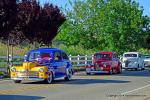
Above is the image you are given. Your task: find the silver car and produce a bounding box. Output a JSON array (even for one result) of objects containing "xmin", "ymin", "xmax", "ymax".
[
  {"xmin": 143, "ymin": 54, "xmax": 150, "ymax": 67},
  {"xmin": 122, "ymin": 52, "xmax": 145, "ymax": 70}
]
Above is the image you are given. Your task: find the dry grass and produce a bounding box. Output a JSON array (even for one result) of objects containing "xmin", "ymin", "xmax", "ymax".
[{"xmin": 0, "ymin": 43, "xmax": 29, "ymax": 56}]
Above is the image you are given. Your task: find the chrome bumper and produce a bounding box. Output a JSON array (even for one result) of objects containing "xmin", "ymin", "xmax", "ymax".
[
  {"xmin": 11, "ymin": 78, "xmax": 45, "ymax": 81},
  {"xmin": 87, "ymin": 70, "xmax": 109, "ymax": 73},
  {"xmin": 86, "ymin": 68, "xmax": 109, "ymax": 73}
]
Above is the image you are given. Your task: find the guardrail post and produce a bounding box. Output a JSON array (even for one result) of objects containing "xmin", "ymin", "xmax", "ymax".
[
  {"xmin": 85, "ymin": 55, "xmax": 87, "ymax": 65},
  {"xmin": 92, "ymin": 55, "xmax": 94, "ymax": 64},
  {"xmin": 77, "ymin": 55, "xmax": 80, "ymax": 65},
  {"xmin": 69, "ymin": 55, "xmax": 72, "ymax": 61},
  {"xmin": 9, "ymin": 54, "xmax": 12, "ymax": 62}
]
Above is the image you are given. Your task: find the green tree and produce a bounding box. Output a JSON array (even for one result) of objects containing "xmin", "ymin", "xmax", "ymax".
[{"xmin": 57, "ymin": 0, "xmax": 150, "ymax": 54}]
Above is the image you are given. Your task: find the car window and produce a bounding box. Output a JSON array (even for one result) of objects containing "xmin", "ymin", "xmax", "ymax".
[
  {"xmin": 124, "ymin": 54, "xmax": 137, "ymax": 57},
  {"xmin": 143, "ymin": 55, "xmax": 150, "ymax": 59},
  {"xmin": 113, "ymin": 53, "xmax": 117, "ymax": 59},
  {"xmin": 54, "ymin": 51, "xmax": 61, "ymax": 61},
  {"xmin": 28, "ymin": 52, "xmax": 40, "ymax": 61},
  {"xmin": 62, "ymin": 52, "xmax": 69, "ymax": 60},
  {"xmin": 41, "ymin": 53, "xmax": 51, "ymax": 60},
  {"xmin": 139, "ymin": 54, "xmax": 142, "ymax": 58},
  {"xmin": 95, "ymin": 54, "xmax": 111, "ymax": 59}
]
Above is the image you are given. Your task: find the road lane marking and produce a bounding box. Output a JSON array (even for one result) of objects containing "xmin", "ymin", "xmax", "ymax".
[
  {"xmin": 121, "ymin": 84, "xmax": 150, "ymax": 95},
  {"xmin": 0, "ymin": 84, "xmax": 62, "ymax": 94}
]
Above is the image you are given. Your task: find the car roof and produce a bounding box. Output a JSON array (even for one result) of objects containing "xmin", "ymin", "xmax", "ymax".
[
  {"xmin": 96, "ymin": 51, "xmax": 115, "ymax": 54},
  {"xmin": 29, "ymin": 48, "xmax": 64, "ymax": 53},
  {"xmin": 143, "ymin": 54, "xmax": 150, "ymax": 56},
  {"xmin": 123, "ymin": 52, "xmax": 140, "ymax": 54}
]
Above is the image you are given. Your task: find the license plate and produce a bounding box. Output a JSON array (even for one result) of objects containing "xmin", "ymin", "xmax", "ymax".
[
  {"xmin": 96, "ymin": 67, "xmax": 103, "ymax": 71},
  {"xmin": 17, "ymin": 72, "xmax": 28, "ymax": 77}
]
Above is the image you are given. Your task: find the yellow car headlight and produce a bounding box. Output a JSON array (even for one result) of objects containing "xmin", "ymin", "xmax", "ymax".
[
  {"xmin": 11, "ymin": 67, "xmax": 16, "ymax": 72},
  {"xmin": 39, "ymin": 68, "xmax": 44, "ymax": 73}
]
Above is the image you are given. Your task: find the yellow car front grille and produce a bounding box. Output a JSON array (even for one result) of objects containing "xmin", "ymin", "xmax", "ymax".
[{"xmin": 17, "ymin": 71, "xmax": 39, "ymax": 78}]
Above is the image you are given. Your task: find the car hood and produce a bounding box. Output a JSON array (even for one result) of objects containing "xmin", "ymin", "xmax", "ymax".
[
  {"xmin": 124, "ymin": 57, "xmax": 138, "ymax": 61},
  {"xmin": 144, "ymin": 59, "xmax": 150, "ymax": 61},
  {"xmin": 94, "ymin": 60, "xmax": 111, "ymax": 64}
]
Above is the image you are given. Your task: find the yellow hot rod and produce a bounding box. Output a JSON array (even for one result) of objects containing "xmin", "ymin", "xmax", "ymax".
[{"xmin": 10, "ymin": 48, "xmax": 74, "ymax": 84}]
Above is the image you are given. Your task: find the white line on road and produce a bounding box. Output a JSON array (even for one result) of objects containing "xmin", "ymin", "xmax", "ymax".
[{"xmin": 121, "ymin": 84, "xmax": 150, "ymax": 95}]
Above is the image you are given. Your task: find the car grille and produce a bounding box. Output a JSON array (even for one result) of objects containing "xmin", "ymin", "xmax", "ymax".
[
  {"xmin": 124, "ymin": 60, "xmax": 136, "ymax": 67},
  {"xmin": 17, "ymin": 71, "xmax": 39, "ymax": 78},
  {"xmin": 144, "ymin": 61, "xmax": 150, "ymax": 66},
  {"xmin": 124, "ymin": 60, "xmax": 129, "ymax": 67}
]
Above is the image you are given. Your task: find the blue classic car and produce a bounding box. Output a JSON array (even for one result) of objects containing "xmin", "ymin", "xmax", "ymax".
[{"xmin": 10, "ymin": 48, "xmax": 74, "ymax": 84}]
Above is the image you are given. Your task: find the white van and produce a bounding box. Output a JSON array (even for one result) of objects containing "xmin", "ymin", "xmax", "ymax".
[{"xmin": 122, "ymin": 52, "xmax": 145, "ymax": 70}]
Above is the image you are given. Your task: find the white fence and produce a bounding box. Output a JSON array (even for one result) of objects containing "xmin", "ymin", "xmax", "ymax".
[{"xmin": 0, "ymin": 55, "xmax": 94, "ymax": 67}]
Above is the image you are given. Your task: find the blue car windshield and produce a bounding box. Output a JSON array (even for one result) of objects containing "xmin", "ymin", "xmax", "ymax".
[{"xmin": 27, "ymin": 52, "xmax": 52, "ymax": 61}]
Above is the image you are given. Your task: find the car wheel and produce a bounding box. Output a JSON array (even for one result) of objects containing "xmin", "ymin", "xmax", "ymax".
[
  {"xmin": 109, "ymin": 68, "xmax": 113, "ymax": 75},
  {"xmin": 118, "ymin": 66, "xmax": 122, "ymax": 74},
  {"xmin": 86, "ymin": 72, "xmax": 91, "ymax": 75},
  {"xmin": 65, "ymin": 69, "xmax": 72, "ymax": 81},
  {"xmin": 13, "ymin": 80, "xmax": 21, "ymax": 83},
  {"xmin": 142, "ymin": 68, "xmax": 145, "ymax": 70},
  {"xmin": 142, "ymin": 63, "xmax": 145, "ymax": 70},
  {"xmin": 135, "ymin": 64, "xmax": 139, "ymax": 71},
  {"xmin": 45, "ymin": 72, "xmax": 53, "ymax": 84}
]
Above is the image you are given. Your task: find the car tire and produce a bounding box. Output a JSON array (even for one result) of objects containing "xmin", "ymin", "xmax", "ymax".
[
  {"xmin": 109, "ymin": 68, "xmax": 113, "ymax": 75},
  {"xmin": 14, "ymin": 80, "xmax": 21, "ymax": 83},
  {"xmin": 142, "ymin": 63, "xmax": 145, "ymax": 70},
  {"xmin": 135, "ymin": 64, "xmax": 139, "ymax": 71},
  {"xmin": 86, "ymin": 72, "xmax": 91, "ymax": 75},
  {"xmin": 142, "ymin": 68, "xmax": 145, "ymax": 70},
  {"xmin": 118, "ymin": 66, "xmax": 122, "ymax": 74},
  {"xmin": 65, "ymin": 69, "xmax": 73, "ymax": 81},
  {"xmin": 45, "ymin": 71, "xmax": 53, "ymax": 84}
]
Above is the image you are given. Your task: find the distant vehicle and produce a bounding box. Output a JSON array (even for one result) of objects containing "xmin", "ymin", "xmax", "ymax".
[
  {"xmin": 143, "ymin": 54, "xmax": 150, "ymax": 67},
  {"xmin": 122, "ymin": 52, "xmax": 144, "ymax": 70},
  {"xmin": 85, "ymin": 51, "xmax": 122, "ymax": 75},
  {"xmin": 10, "ymin": 48, "xmax": 74, "ymax": 84}
]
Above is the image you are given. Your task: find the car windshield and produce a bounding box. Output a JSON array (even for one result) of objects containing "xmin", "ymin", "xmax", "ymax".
[
  {"xmin": 95, "ymin": 54, "xmax": 111, "ymax": 59},
  {"xmin": 143, "ymin": 55, "xmax": 150, "ymax": 59},
  {"xmin": 27, "ymin": 52, "xmax": 52, "ymax": 61},
  {"xmin": 124, "ymin": 54, "xmax": 137, "ymax": 57}
]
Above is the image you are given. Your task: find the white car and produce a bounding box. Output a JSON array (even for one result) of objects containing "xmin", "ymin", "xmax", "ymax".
[
  {"xmin": 122, "ymin": 52, "xmax": 145, "ymax": 70},
  {"xmin": 143, "ymin": 54, "xmax": 150, "ymax": 67}
]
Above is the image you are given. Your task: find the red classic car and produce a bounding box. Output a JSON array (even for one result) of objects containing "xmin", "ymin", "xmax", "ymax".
[{"xmin": 86, "ymin": 51, "xmax": 122, "ymax": 75}]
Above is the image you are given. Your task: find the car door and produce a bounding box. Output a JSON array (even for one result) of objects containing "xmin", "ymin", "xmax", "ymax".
[
  {"xmin": 138, "ymin": 54, "xmax": 143, "ymax": 68},
  {"xmin": 112, "ymin": 53, "xmax": 119, "ymax": 69},
  {"xmin": 62, "ymin": 52, "xmax": 71, "ymax": 69},
  {"xmin": 53, "ymin": 51, "xmax": 66, "ymax": 78}
]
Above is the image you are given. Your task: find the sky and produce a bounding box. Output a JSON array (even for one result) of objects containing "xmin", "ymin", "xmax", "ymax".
[{"xmin": 40, "ymin": 0, "xmax": 150, "ymax": 16}]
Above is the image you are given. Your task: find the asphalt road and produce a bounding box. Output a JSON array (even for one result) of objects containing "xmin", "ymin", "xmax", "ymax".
[{"xmin": 1, "ymin": 69, "xmax": 150, "ymax": 100}]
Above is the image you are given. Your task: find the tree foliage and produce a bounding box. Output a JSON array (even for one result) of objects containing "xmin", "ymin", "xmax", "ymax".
[
  {"xmin": 0, "ymin": 0, "xmax": 17, "ymax": 39},
  {"xmin": 0, "ymin": 0, "xmax": 66, "ymax": 47},
  {"xmin": 57, "ymin": 0, "xmax": 150, "ymax": 54},
  {"xmin": 17, "ymin": 0, "xmax": 66, "ymax": 46}
]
